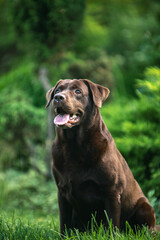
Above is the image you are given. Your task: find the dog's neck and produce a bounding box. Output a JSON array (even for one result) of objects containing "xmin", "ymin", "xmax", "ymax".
[{"xmin": 54, "ymin": 107, "xmax": 113, "ymax": 165}]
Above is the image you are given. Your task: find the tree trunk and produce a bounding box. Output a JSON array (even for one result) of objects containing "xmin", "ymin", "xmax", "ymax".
[{"xmin": 39, "ymin": 67, "xmax": 54, "ymax": 181}]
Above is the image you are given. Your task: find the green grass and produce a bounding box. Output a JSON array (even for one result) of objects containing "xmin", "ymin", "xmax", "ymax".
[
  {"xmin": 1, "ymin": 171, "xmax": 159, "ymax": 240},
  {"xmin": 1, "ymin": 212, "xmax": 160, "ymax": 240},
  {"xmin": 0, "ymin": 211, "xmax": 60, "ymax": 240},
  {"xmin": 0, "ymin": 170, "xmax": 160, "ymax": 239}
]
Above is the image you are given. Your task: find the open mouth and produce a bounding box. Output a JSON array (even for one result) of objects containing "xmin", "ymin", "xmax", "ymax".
[{"xmin": 54, "ymin": 110, "xmax": 81, "ymax": 128}]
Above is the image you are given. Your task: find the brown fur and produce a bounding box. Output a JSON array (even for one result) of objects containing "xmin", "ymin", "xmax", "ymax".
[{"xmin": 46, "ymin": 79, "xmax": 157, "ymax": 233}]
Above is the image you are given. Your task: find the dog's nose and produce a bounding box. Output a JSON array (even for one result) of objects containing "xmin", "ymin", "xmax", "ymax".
[{"xmin": 54, "ymin": 94, "xmax": 66, "ymax": 103}]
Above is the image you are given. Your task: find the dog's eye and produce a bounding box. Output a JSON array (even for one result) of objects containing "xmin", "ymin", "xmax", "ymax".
[
  {"xmin": 75, "ymin": 89, "xmax": 81, "ymax": 94},
  {"xmin": 55, "ymin": 89, "xmax": 60, "ymax": 93}
]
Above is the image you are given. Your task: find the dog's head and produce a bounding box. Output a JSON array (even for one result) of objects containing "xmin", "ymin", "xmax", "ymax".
[{"xmin": 46, "ymin": 79, "xmax": 110, "ymax": 128}]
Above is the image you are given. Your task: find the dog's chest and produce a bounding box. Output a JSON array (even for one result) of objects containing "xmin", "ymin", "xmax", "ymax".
[{"xmin": 56, "ymin": 164, "xmax": 106, "ymax": 208}]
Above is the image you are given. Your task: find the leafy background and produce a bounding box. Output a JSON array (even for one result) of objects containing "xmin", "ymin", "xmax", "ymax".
[{"xmin": 0, "ymin": 0, "xmax": 160, "ymax": 236}]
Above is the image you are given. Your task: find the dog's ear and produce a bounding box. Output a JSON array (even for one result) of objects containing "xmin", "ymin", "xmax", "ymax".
[
  {"xmin": 45, "ymin": 80, "xmax": 62, "ymax": 108},
  {"xmin": 83, "ymin": 79, "xmax": 110, "ymax": 108},
  {"xmin": 45, "ymin": 87, "xmax": 55, "ymax": 108}
]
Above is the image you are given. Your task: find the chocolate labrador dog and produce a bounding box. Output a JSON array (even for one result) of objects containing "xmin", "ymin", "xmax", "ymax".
[{"xmin": 46, "ymin": 79, "xmax": 156, "ymax": 233}]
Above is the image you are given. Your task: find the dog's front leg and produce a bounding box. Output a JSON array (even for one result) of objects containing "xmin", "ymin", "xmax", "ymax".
[
  {"xmin": 58, "ymin": 191, "xmax": 73, "ymax": 234},
  {"xmin": 104, "ymin": 194, "xmax": 121, "ymax": 229}
]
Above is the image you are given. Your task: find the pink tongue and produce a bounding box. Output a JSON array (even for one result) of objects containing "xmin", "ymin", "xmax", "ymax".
[{"xmin": 54, "ymin": 114, "xmax": 70, "ymax": 125}]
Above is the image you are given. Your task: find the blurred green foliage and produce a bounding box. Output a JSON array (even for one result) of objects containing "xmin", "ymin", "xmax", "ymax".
[
  {"xmin": 0, "ymin": 0, "xmax": 160, "ymax": 218},
  {"xmin": 90, "ymin": 0, "xmax": 160, "ymax": 95},
  {"xmin": 102, "ymin": 67, "xmax": 160, "ymax": 198},
  {"xmin": 8, "ymin": 0, "xmax": 85, "ymax": 60},
  {"xmin": 0, "ymin": 170, "xmax": 58, "ymax": 216},
  {"xmin": 0, "ymin": 63, "xmax": 45, "ymax": 170}
]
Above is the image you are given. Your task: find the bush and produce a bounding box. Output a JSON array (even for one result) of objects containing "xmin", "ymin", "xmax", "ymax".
[
  {"xmin": 90, "ymin": 0, "xmax": 160, "ymax": 96},
  {"xmin": 0, "ymin": 89, "xmax": 45, "ymax": 171},
  {"xmin": 47, "ymin": 49, "xmax": 114, "ymax": 91},
  {"xmin": 68, "ymin": 53, "xmax": 114, "ymax": 89},
  {"xmin": 9, "ymin": 0, "xmax": 85, "ymax": 60},
  {"xmin": 102, "ymin": 67, "xmax": 160, "ymax": 197},
  {"xmin": 0, "ymin": 63, "xmax": 46, "ymax": 171},
  {"xmin": 0, "ymin": 170, "xmax": 58, "ymax": 216}
]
